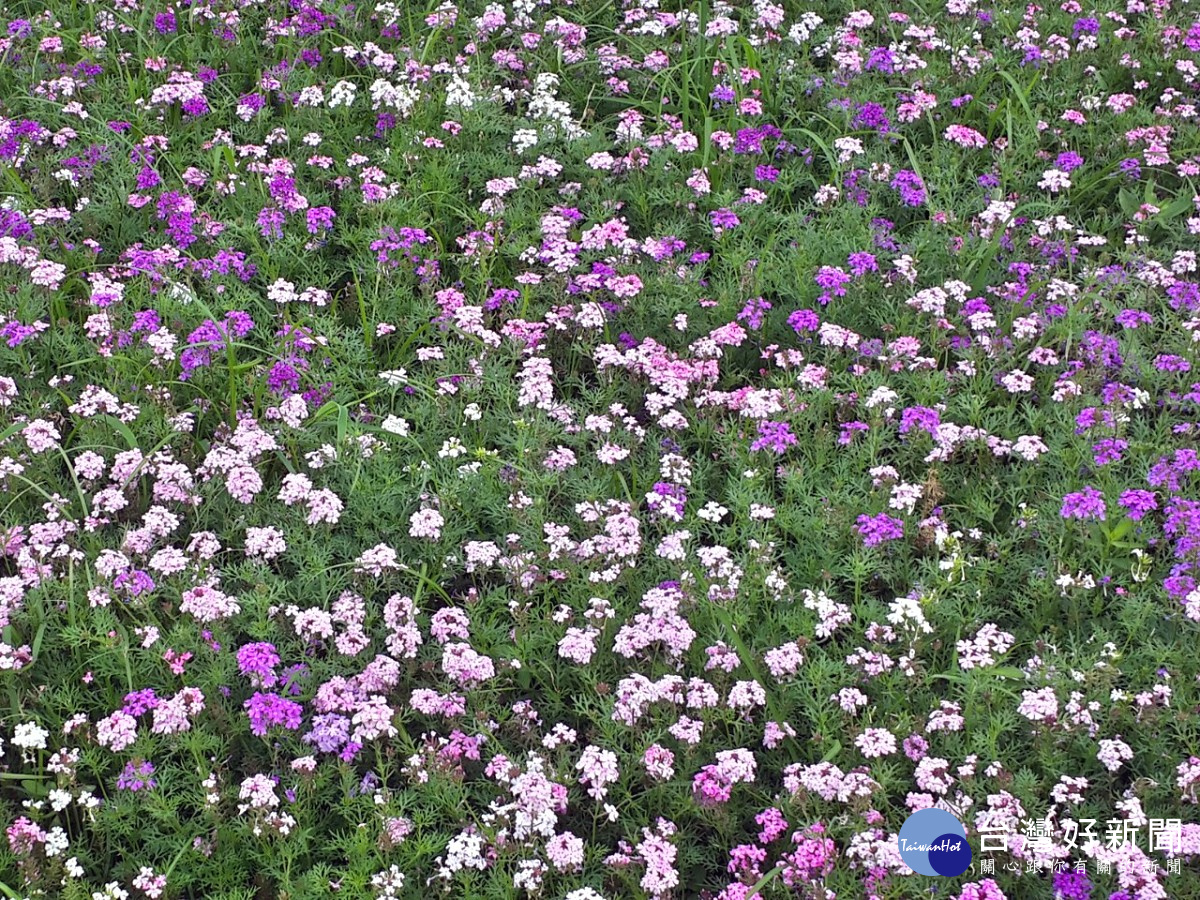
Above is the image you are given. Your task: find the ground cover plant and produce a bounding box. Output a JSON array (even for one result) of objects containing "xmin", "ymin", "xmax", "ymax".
[{"xmin": 2, "ymin": 0, "xmax": 1200, "ymax": 897}]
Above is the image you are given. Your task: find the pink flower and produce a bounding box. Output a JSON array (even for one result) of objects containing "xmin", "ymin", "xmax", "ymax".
[
  {"xmin": 441, "ymin": 642, "xmax": 495, "ymax": 686},
  {"xmin": 855, "ymin": 727, "xmax": 898, "ymax": 758},
  {"xmin": 97, "ymin": 711, "xmax": 138, "ymax": 751},
  {"xmin": 558, "ymin": 627, "xmax": 600, "ymax": 665},
  {"xmin": 642, "ymin": 744, "xmax": 675, "ymax": 781},
  {"xmin": 577, "ymin": 744, "xmax": 620, "ymax": 800},
  {"xmin": 409, "ymin": 508, "xmax": 444, "ymax": 540},
  {"xmin": 943, "ymin": 124, "xmax": 988, "ymax": 148},
  {"xmin": 180, "ymin": 581, "xmax": 240, "ymax": 622},
  {"xmin": 1097, "ymin": 736, "xmax": 1134, "ymax": 772},
  {"xmin": 546, "ymin": 832, "xmax": 585, "ymax": 872},
  {"xmin": 245, "ymin": 526, "xmax": 286, "ymax": 560}
]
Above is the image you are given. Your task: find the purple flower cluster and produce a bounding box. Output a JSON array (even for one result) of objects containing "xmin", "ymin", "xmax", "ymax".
[
  {"xmin": 856, "ymin": 513, "xmax": 905, "ymax": 547},
  {"xmin": 116, "ymin": 760, "xmax": 157, "ymax": 792},
  {"xmin": 179, "ymin": 311, "xmax": 255, "ymax": 380},
  {"xmin": 751, "ymin": 421, "xmax": 798, "ymax": 455},
  {"xmin": 245, "ymin": 691, "xmax": 303, "ymax": 736}
]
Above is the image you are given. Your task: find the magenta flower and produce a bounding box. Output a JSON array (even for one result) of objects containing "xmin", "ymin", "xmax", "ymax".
[
  {"xmin": 692, "ymin": 766, "xmax": 733, "ymax": 808},
  {"xmin": 245, "ymin": 692, "xmax": 303, "ymax": 736},
  {"xmin": 1060, "ymin": 486, "xmax": 1106, "ymax": 521},
  {"xmin": 856, "ymin": 513, "xmax": 904, "ymax": 547},
  {"xmin": 751, "ymin": 420, "xmax": 798, "ymax": 454}
]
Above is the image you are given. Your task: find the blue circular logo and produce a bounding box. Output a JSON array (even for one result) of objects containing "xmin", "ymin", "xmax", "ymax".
[{"xmin": 897, "ymin": 808, "xmax": 972, "ymax": 876}]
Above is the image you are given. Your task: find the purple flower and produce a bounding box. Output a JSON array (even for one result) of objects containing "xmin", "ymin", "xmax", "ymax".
[
  {"xmin": 113, "ymin": 569, "xmax": 155, "ymax": 596},
  {"xmin": 710, "ymin": 85, "xmax": 736, "ymax": 105},
  {"xmin": 692, "ymin": 766, "xmax": 733, "ymax": 807},
  {"xmin": 135, "ymin": 166, "xmax": 161, "ymax": 191},
  {"xmin": 865, "ymin": 47, "xmax": 895, "ymax": 73},
  {"xmin": 788, "ymin": 309, "xmax": 820, "ymax": 333},
  {"xmin": 304, "ymin": 714, "xmax": 351, "ymax": 753},
  {"xmin": 814, "ymin": 266, "xmax": 852, "ymax": 305},
  {"xmin": 280, "ymin": 664, "xmax": 309, "ymax": 697},
  {"xmin": 1060, "ymin": 487, "xmax": 1106, "ymax": 521},
  {"xmin": 1155, "ymin": 354, "xmax": 1191, "ymax": 373},
  {"xmin": 710, "ymin": 208, "xmax": 741, "ymax": 231},
  {"xmin": 1115, "ymin": 308, "xmax": 1152, "ymax": 328},
  {"xmin": 1119, "ymin": 490, "xmax": 1157, "ymax": 521},
  {"xmin": 838, "ymin": 421, "xmax": 869, "ymax": 445},
  {"xmin": 117, "ymin": 760, "xmax": 157, "ymax": 792},
  {"xmin": 237, "ymin": 642, "xmax": 281, "ymax": 687},
  {"xmin": 375, "ymin": 112, "xmax": 397, "ymax": 137},
  {"xmin": 647, "ymin": 482, "xmax": 688, "ymax": 519},
  {"xmin": 751, "ymin": 421, "xmax": 798, "ymax": 455},
  {"xmin": 1056, "ymin": 151, "xmax": 1084, "ymax": 172},
  {"xmin": 853, "ymin": 102, "xmax": 890, "ymax": 133},
  {"xmin": 1118, "ymin": 158, "xmax": 1141, "ymax": 181},
  {"xmin": 1052, "ymin": 870, "xmax": 1092, "ymax": 900},
  {"xmin": 1092, "ymin": 439, "xmax": 1127, "ymax": 466},
  {"xmin": 182, "ymin": 96, "xmax": 209, "ymax": 117},
  {"xmin": 1168, "ymin": 281, "xmax": 1200, "ymax": 311},
  {"xmin": 736, "ymin": 296, "xmax": 772, "ymax": 331},
  {"xmin": 257, "ymin": 206, "xmax": 285, "ymax": 240},
  {"xmin": 899, "ymin": 406, "xmax": 940, "ymax": 437},
  {"xmin": 267, "ymin": 359, "xmax": 305, "ymax": 395},
  {"xmin": 903, "ymin": 734, "xmax": 928, "ymax": 761},
  {"xmin": 856, "ymin": 513, "xmax": 905, "ymax": 547},
  {"xmin": 306, "ymin": 206, "xmax": 336, "ymax": 234},
  {"xmin": 0, "ymin": 322, "xmax": 41, "ymax": 348},
  {"xmin": 122, "ymin": 689, "xmax": 159, "ymax": 717},
  {"xmin": 1079, "ymin": 331, "xmax": 1122, "ymax": 369},
  {"xmin": 847, "ymin": 252, "xmax": 878, "ymax": 277},
  {"xmin": 890, "ymin": 169, "xmax": 926, "ymax": 206},
  {"xmin": 0, "ymin": 209, "xmax": 33, "ymax": 240},
  {"xmin": 485, "ymin": 287, "xmax": 520, "ymax": 311},
  {"xmin": 245, "ymin": 692, "xmax": 303, "ymax": 736}
]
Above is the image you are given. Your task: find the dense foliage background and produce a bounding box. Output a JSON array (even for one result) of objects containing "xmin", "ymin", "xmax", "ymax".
[{"xmin": 1, "ymin": 0, "xmax": 1200, "ymax": 898}]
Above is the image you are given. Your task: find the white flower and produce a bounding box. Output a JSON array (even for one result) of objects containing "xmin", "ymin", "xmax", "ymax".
[
  {"xmin": 379, "ymin": 369, "xmax": 408, "ymax": 386},
  {"xmin": 49, "ymin": 789, "xmax": 72, "ymax": 812},
  {"xmin": 45, "ymin": 826, "xmax": 68, "ymax": 857},
  {"xmin": 1037, "ymin": 168, "xmax": 1071, "ymax": 193},
  {"xmin": 328, "ymin": 80, "xmax": 357, "ymax": 109},
  {"xmin": 445, "ymin": 74, "xmax": 476, "ymax": 109},
  {"xmin": 92, "ymin": 881, "xmax": 129, "ymax": 900},
  {"xmin": 381, "ymin": 415, "xmax": 410, "ymax": 436},
  {"xmin": 267, "ymin": 278, "xmax": 297, "ymax": 304},
  {"xmin": 512, "ymin": 129, "xmax": 539, "ymax": 153},
  {"xmin": 166, "ymin": 280, "xmax": 196, "ymax": 305},
  {"xmin": 12, "ymin": 721, "xmax": 49, "ymax": 750}
]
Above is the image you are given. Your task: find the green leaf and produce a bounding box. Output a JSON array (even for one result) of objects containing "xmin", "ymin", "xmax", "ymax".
[
  {"xmin": 1118, "ymin": 187, "xmax": 1140, "ymax": 219},
  {"xmin": 1158, "ymin": 193, "xmax": 1195, "ymax": 221},
  {"xmin": 986, "ymin": 667, "xmax": 1026, "ymax": 681},
  {"xmin": 1107, "ymin": 517, "xmax": 1136, "ymax": 544},
  {"xmin": 30, "ymin": 620, "xmax": 46, "ymax": 664},
  {"xmin": 100, "ymin": 414, "xmax": 139, "ymax": 450},
  {"xmin": 929, "ymin": 672, "xmax": 968, "ymax": 684}
]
